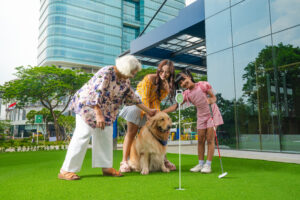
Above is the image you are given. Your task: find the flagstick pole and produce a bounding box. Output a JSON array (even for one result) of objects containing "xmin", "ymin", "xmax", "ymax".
[
  {"xmin": 179, "ymin": 103, "xmax": 182, "ymax": 189},
  {"xmin": 175, "ymin": 90, "xmax": 184, "ymax": 191}
]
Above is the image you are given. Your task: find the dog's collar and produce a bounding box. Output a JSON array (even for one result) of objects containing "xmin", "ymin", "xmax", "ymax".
[{"xmin": 147, "ymin": 126, "xmax": 168, "ymax": 146}]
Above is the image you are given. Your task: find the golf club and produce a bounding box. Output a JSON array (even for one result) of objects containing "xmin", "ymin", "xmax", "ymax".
[{"xmin": 209, "ymin": 104, "xmax": 228, "ymax": 179}]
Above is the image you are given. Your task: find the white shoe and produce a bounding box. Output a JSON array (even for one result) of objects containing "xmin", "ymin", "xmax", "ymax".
[
  {"xmin": 190, "ymin": 164, "xmax": 203, "ymax": 172},
  {"xmin": 201, "ymin": 164, "xmax": 212, "ymax": 173}
]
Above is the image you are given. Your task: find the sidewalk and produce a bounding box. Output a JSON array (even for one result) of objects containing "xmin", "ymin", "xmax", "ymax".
[{"xmin": 116, "ymin": 143, "xmax": 300, "ymax": 164}]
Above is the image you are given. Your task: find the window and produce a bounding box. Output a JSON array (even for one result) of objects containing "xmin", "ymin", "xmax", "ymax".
[
  {"xmin": 231, "ymin": 0, "xmax": 271, "ymax": 45},
  {"xmin": 204, "ymin": 0, "xmax": 230, "ymax": 18},
  {"xmin": 206, "ymin": 9, "xmax": 232, "ymax": 54}
]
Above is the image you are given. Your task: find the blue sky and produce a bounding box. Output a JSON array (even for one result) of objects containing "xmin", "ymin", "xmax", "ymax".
[{"xmin": 0, "ymin": 0, "xmax": 39, "ymax": 85}]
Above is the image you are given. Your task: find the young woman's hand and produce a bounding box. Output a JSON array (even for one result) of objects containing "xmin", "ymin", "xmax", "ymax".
[
  {"xmin": 148, "ymin": 108, "xmax": 157, "ymax": 117},
  {"xmin": 136, "ymin": 104, "xmax": 157, "ymax": 117}
]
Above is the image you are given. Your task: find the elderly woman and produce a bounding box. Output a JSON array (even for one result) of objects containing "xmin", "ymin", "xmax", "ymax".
[{"xmin": 58, "ymin": 55, "xmax": 156, "ymax": 180}]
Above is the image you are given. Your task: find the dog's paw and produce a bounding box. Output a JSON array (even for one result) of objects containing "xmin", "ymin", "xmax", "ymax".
[
  {"xmin": 133, "ymin": 167, "xmax": 140, "ymax": 172},
  {"xmin": 162, "ymin": 167, "xmax": 170, "ymax": 173},
  {"xmin": 130, "ymin": 165, "xmax": 139, "ymax": 172},
  {"xmin": 141, "ymin": 168, "xmax": 149, "ymax": 175}
]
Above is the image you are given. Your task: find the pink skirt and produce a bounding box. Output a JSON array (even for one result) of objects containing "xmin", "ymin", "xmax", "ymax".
[{"xmin": 197, "ymin": 104, "xmax": 223, "ymax": 129}]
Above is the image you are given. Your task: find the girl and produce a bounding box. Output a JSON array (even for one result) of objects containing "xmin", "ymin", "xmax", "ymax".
[
  {"xmin": 119, "ymin": 59, "xmax": 176, "ymax": 172},
  {"xmin": 166, "ymin": 69, "xmax": 223, "ymax": 173}
]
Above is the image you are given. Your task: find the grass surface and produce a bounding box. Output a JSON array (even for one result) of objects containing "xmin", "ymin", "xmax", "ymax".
[{"xmin": 0, "ymin": 150, "xmax": 300, "ymax": 200}]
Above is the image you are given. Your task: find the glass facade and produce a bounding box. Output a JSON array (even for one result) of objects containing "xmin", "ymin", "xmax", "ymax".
[
  {"xmin": 205, "ymin": 0, "xmax": 300, "ymax": 153},
  {"xmin": 140, "ymin": 0, "xmax": 185, "ymax": 34},
  {"xmin": 38, "ymin": 0, "xmax": 185, "ymax": 68}
]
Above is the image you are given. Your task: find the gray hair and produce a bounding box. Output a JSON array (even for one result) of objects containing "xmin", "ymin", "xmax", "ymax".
[{"xmin": 115, "ymin": 55, "xmax": 142, "ymax": 76}]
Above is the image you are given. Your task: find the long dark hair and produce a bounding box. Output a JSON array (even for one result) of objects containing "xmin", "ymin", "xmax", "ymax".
[
  {"xmin": 175, "ymin": 69, "xmax": 195, "ymax": 89},
  {"xmin": 155, "ymin": 59, "xmax": 175, "ymax": 102}
]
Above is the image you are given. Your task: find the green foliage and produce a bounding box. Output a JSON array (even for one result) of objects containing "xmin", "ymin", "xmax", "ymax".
[
  {"xmin": 194, "ymin": 74, "xmax": 207, "ymax": 82},
  {"xmin": 242, "ymin": 43, "xmax": 300, "ymax": 104},
  {"xmin": 241, "ymin": 43, "xmax": 300, "ymax": 134},
  {"xmin": 130, "ymin": 67, "xmax": 157, "ymax": 88},
  {"xmin": 117, "ymin": 116, "xmax": 127, "ymax": 135},
  {"xmin": 0, "ymin": 120, "xmax": 11, "ymax": 134},
  {"xmin": 0, "ymin": 137, "xmax": 69, "ymax": 152},
  {"xmin": 215, "ymin": 93, "xmax": 236, "ymax": 145},
  {"xmin": 1, "ymin": 66, "xmax": 92, "ymax": 107},
  {"xmin": 1, "ymin": 65, "xmax": 92, "ymax": 140},
  {"xmin": 0, "ymin": 134, "xmax": 5, "ymax": 140},
  {"xmin": 209, "ymin": 43, "xmax": 300, "ymax": 142},
  {"xmin": 57, "ymin": 115, "xmax": 75, "ymax": 136},
  {"xmin": 26, "ymin": 108, "xmax": 59, "ymax": 124}
]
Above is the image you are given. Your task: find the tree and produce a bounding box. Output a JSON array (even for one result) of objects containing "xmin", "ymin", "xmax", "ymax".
[
  {"xmin": 0, "ymin": 120, "xmax": 11, "ymax": 134},
  {"xmin": 57, "ymin": 115, "xmax": 75, "ymax": 139},
  {"xmin": 131, "ymin": 67, "xmax": 157, "ymax": 88},
  {"xmin": 241, "ymin": 43, "xmax": 300, "ymax": 135},
  {"xmin": 26, "ymin": 108, "xmax": 59, "ymax": 139},
  {"xmin": 1, "ymin": 66, "xmax": 92, "ymax": 141},
  {"xmin": 117, "ymin": 117, "xmax": 127, "ymax": 136}
]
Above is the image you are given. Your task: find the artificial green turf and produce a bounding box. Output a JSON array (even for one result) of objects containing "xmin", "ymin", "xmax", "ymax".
[{"xmin": 0, "ymin": 150, "xmax": 299, "ymax": 200}]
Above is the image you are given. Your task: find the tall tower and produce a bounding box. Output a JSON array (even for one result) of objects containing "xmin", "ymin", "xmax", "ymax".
[{"xmin": 38, "ymin": 0, "xmax": 185, "ymax": 72}]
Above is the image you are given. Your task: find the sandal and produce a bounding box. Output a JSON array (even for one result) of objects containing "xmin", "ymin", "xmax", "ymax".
[
  {"xmin": 102, "ymin": 168, "xmax": 123, "ymax": 177},
  {"xmin": 164, "ymin": 159, "xmax": 176, "ymax": 171},
  {"xmin": 119, "ymin": 161, "xmax": 131, "ymax": 173},
  {"xmin": 58, "ymin": 171, "xmax": 80, "ymax": 180}
]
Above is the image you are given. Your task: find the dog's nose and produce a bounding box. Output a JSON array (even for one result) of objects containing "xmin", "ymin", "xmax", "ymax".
[{"xmin": 167, "ymin": 125, "xmax": 171, "ymax": 130}]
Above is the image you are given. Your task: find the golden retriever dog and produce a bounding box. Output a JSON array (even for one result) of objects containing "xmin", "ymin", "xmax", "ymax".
[{"xmin": 129, "ymin": 112, "xmax": 172, "ymax": 175}]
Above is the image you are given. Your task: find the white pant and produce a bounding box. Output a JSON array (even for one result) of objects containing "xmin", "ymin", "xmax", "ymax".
[{"xmin": 61, "ymin": 115, "xmax": 113, "ymax": 172}]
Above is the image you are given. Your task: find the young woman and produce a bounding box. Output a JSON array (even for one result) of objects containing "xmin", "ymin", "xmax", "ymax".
[
  {"xmin": 119, "ymin": 59, "xmax": 176, "ymax": 173},
  {"xmin": 58, "ymin": 55, "xmax": 156, "ymax": 180}
]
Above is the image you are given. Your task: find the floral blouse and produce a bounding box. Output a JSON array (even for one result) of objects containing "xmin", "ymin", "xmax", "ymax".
[{"xmin": 69, "ymin": 66, "xmax": 141, "ymax": 128}]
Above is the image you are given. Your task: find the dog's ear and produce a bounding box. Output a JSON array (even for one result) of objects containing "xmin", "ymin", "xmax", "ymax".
[{"xmin": 147, "ymin": 116, "xmax": 157, "ymax": 128}]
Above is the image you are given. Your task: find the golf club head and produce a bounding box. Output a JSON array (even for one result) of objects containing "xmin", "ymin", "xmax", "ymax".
[{"xmin": 218, "ymin": 172, "xmax": 228, "ymax": 179}]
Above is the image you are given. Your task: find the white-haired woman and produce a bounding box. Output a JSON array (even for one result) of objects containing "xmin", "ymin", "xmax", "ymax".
[{"xmin": 58, "ymin": 55, "xmax": 156, "ymax": 180}]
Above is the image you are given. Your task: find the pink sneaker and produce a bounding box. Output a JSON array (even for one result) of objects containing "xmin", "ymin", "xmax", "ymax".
[
  {"xmin": 119, "ymin": 161, "xmax": 131, "ymax": 173},
  {"xmin": 164, "ymin": 159, "xmax": 176, "ymax": 171}
]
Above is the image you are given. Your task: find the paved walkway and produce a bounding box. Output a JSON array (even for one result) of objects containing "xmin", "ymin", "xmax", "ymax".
[{"xmin": 116, "ymin": 144, "xmax": 300, "ymax": 164}]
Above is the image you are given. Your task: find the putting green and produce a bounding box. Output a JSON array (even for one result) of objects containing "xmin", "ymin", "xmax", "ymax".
[{"xmin": 0, "ymin": 150, "xmax": 299, "ymax": 200}]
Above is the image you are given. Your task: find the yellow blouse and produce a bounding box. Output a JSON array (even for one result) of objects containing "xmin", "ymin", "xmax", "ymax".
[{"xmin": 136, "ymin": 75, "xmax": 169, "ymax": 116}]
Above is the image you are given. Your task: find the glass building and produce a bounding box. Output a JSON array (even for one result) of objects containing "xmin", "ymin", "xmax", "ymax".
[
  {"xmin": 126, "ymin": 0, "xmax": 300, "ymax": 153},
  {"xmin": 38, "ymin": 0, "xmax": 185, "ymax": 71},
  {"xmin": 205, "ymin": 0, "xmax": 300, "ymax": 153}
]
